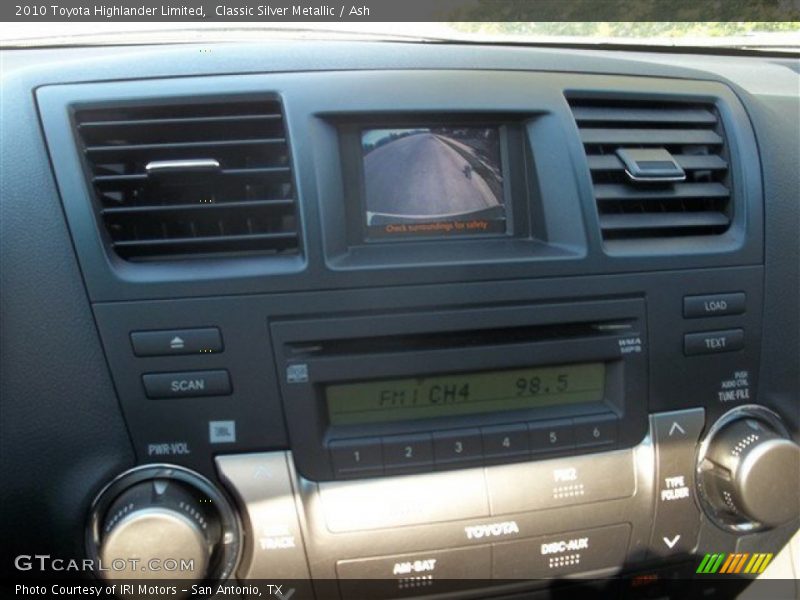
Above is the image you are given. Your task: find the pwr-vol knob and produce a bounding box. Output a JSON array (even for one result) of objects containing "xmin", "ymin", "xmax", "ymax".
[
  {"xmin": 87, "ymin": 465, "xmax": 240, "ymax": 596},
  {"xmin": 697, "ymin": 406, "xmax": 800, "ymax": 531}
]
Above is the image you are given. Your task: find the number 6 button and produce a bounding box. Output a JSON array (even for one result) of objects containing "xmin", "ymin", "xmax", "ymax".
[
  {"xmin": 574, "ymin": 415, "xmax": 618, "ymax": 448},
  {"xmin": 433, "ymin": 428, "xmax": 483, "ymax": 466},
  {"xmin": 382, "ymin": 434, "xmax": 433, "ymax": 474}
]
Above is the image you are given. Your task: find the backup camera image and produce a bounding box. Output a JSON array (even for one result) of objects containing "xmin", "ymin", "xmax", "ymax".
[{"xmin": 362, "ymin": 126, "xmax": 505, "ymax": 238}]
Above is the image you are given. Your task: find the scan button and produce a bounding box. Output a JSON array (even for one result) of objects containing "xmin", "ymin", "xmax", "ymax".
[{"xmin": 142, "ymin": 370, "xmax": 231, "ymax": 399}]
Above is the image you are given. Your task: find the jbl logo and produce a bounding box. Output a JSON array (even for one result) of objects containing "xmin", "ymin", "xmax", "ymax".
[{"xmin": 696, "ymin": 553, "xmax": 773, "ymax": 574}]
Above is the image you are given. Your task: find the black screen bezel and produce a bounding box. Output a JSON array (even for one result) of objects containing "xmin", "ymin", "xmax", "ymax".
[{"xmin": 337, "ymin": 114, "xmax": 536, "ymax": 248}]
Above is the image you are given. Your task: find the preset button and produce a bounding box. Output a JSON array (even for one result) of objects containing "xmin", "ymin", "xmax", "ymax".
[
  {"xmin": 482, "ymin": 424, "xmax": 529, "ymax": 459},
  {"xmin": 574, "ymin": 415, "xmax": 618, "ymax": 448},
  {"xmin": 529, "ymin": 419, "xmax": 575, "ymax": 453},
  {"xmin": 433, "ymin": 428, "xmax": 482, "ymax": 466},
  {"xmin": 383, "ymin": 434, "xmax": 433, "ymax": 473},
  {"xmin": 330, "ymin": 438, "xmax": 383, "ymax": 477}
]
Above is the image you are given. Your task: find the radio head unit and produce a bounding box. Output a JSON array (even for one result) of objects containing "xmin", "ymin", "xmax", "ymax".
[{"xmin": 271, "ymin": 298, "xmax": 648, "ymax": 481}]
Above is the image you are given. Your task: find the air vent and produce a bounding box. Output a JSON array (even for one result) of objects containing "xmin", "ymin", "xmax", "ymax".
[
  {"xmin": 568, "ymin": 97, "xmax": 732, "ymax": 240},
  {"xmin": 73, "ymin": 98, "xmax": 299, "ymax": 260}
]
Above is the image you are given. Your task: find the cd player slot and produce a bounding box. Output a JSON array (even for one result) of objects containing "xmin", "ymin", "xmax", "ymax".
[{"xmin": 287, "ymin": 319, "xmax": 636, "ymax": 359}]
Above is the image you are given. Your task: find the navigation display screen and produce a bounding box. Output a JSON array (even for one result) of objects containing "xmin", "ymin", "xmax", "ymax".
[
  {"xmin": 326, "ymin": 363, "xmax": 605, "ymax": 426},
  {"xmin": 361, "ymin": 126, "xmax": 505, "ymax": 238}
]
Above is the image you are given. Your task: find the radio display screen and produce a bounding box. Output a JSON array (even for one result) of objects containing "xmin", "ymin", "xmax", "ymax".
[
  {"xmin": 361, "ymin": 126, "xmax": 505, "ymax": 239},
  {"xmin": 326, "ymin": 362, "xmax": 605, "ymax": 426}
]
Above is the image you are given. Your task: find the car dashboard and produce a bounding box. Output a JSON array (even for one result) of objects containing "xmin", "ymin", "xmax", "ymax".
[{"xmin": 1, "ymin": 39, "xmax": 799, "ymax": 600}]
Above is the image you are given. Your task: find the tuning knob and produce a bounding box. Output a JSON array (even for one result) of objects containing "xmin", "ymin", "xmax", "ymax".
[
  {"xmin": 87, "ymin": 465, "xmax": 240, "ymax": 593},
  {"xmin": 698, "ymin": 407, "xmax": 800, "ymax": 531}
]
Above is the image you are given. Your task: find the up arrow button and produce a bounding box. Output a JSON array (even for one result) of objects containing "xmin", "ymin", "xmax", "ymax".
[{"xmin": 668, "ymin": 422, "xmax": 686, "ymax": 437}]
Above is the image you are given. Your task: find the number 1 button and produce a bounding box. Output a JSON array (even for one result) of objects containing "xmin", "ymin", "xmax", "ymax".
[{"xmin": 330, "ymin": 438, "xmax": 383, "ymax": 478}]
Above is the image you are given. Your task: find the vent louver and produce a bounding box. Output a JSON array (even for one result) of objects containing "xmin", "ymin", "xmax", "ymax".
[
  {"xmin": 73, "ymin": 98, "xmax": 299, "ymax": 260},
  {"xmin": 568, "ymin": 98, "xmax": 732, "ymax": 240}
]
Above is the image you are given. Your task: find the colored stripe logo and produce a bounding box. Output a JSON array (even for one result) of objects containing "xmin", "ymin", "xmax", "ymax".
[{"xmin": 696, "ymin": 553, "xmax": 773, "ymax": 574}]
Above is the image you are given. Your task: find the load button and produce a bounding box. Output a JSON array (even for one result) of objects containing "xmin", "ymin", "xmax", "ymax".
[
  {"xmin": 683, "ymin": 293, "xmax": 745, "ymax": 318},
  {"xmin": 143, "ymin": 370, "xmax": 231, "ymax": 399}
]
